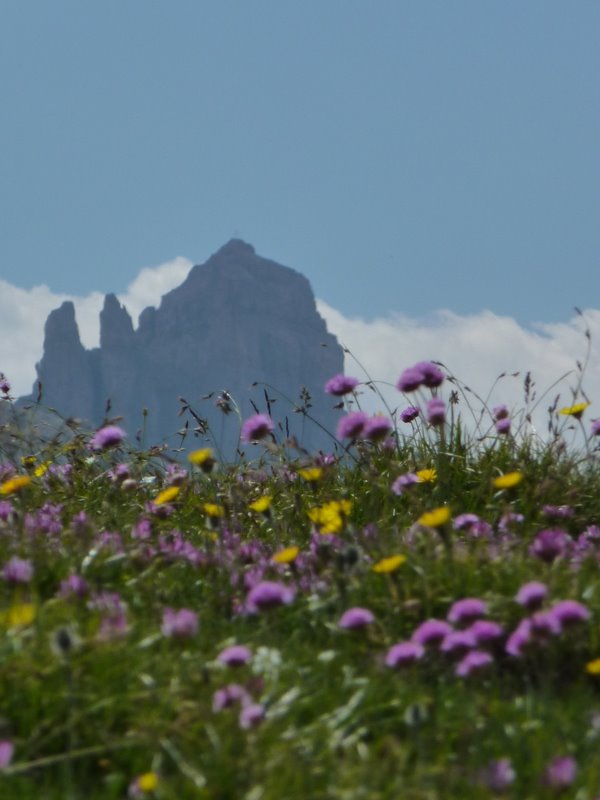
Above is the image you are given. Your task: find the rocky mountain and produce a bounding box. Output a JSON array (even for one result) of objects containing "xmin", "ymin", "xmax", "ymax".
[{"xmin": 24, "ymin": 240, "xmax": 344, "ymax": 457}]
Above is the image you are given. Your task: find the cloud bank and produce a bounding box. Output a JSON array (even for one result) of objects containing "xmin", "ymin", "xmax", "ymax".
[{"xmin": 1, "ymin": 257, "xmax": 598, "ymax": 440}]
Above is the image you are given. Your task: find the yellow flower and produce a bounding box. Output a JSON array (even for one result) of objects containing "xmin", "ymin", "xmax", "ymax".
[
  {"xmin": 34, "ymin": 461, "xmax": 51, "ymax": 478},
  {"xmin": 272, "ymin": 546, "xmax": 300, "ymax": 564},
  {"xmin": 0, "ymin": 602, "xmax": 36, "ymax": 629},
  {"xmin": 249, "ymin": 495, "xmax": 272, "ymax": 513},
  {"xmin": 136, "ymin": 772, "xmax": 160, "ymax": 792},
  {"xmin": 154, "ymin": 486, "xmax": 180, "ymax": 506},
  {"xmin": 559, "ymin": 402, "xmax": 590, "ymax": 419},
  {"xmin": 298, "ymin": 467, "xmax": 323, "ymax": 482},
  {"xmin": 188, "ymin": 448, "xmax": 215, "ymax": 471},
  {"xmin": 417, "ymin": 506, "xmax": 451, "ymax": 528},
  {"xmin": 21, "ymin": 455, "xmax": 37, "ymax": 468},
  {"xmin": 492, "ymin": 471, "xmax": 523, "ymax": 490},
  {"xmin": 416, "ymin": 468, "xmax": 437, "ymax": 483},
  {"xmin": 372, "ymin": 554, "xmax": 406, "ymax": 573},
  {"xmin": 308, "ymin": 500, "xmax": 352, "ymax": 535},
  {"xmin": 586, "ymin": 658, "xmax": 600, "ymax": 676},
  {"xmin": 0, "ymin": 475, "xmax": 32, "ymax": 496},
  {"xmin": 203, "ymin": 502, "xmax": 225, "ymax": 518}
]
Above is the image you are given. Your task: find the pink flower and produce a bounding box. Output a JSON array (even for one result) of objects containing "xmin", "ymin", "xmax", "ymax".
[{"xmin": 161, "ymin": 608, "xmax": 198, "ymax": 638}]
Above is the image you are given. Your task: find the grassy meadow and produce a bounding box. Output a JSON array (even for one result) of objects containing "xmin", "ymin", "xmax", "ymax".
[{"xmin": 1, "ymin": 353, "xmax": 600, "ymax": 799}]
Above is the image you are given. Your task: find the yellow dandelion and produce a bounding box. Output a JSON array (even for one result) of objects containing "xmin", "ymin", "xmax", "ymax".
[
  {"xmin": 308, "ymin": 499, "xmax": 352, "ymax": 535},
  {"xmin": 417, "ymin": 506, "xmax": 451, "ymax": 528},
  {"xmin": 416, "ymin": 468, "xmax": 437, "ymax": 483},
  {"xmin": 272, "ymin": 545, "xmax": 300, "ymax": 564},
  {"xmin": 0, "ymin": 602, "xmax": 36, "ymax": 629},
  {"xmin": 154, "ymin": 486, "xmax": 180, "ymax": 506},
  {"xmin": 136, "ymin": 771, "xmax": 160, "ymax": 793},
  {"xmin": 188, "ymin": 448, "xmax": 215, "ymax": 471},
  {"xmin": 559, "ymin": 402, "xmax": 590, "ymax": 419},
  {"xmin": 203, "ymin": 502, "xmax": 225, "ymax": 518},
  {"xmin": 34, "ymin": 461, "xmax": 51, "ymax": 478},
  {"xmin": 0, "ymin": 475, "xmax": 32, "ymax": 496},
  {"xmin": 586, "ymin": 658, "xmax": 600, "ymax": 676},
  {"xmin": 493, "ymin": 471, "xmax": 523, "ymax": 490},
  {"xmin": 372, "ymin": 554, "xmax": 407, "ymax": 573},
  {"xmin": 298, "ymin": 467, "xmax": 323, "ymax": 482},
  {"xmin": 249, "ymin": 495, "xmax": 272, "ymax": 513}
]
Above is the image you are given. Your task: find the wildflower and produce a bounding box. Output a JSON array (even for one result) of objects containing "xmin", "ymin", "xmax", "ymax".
[
  {"xmin": 412, "ymin": 619, "xmax": 452, "ymax": 647},
  {"xmin": 2, "ymin": 556, "xmax": 33, "ymax": 584},
  {"xmin": 363, "ymin": 415, "xmax": 393, "ymax": 441},
  {"xmin": 495, "ymin": 418, "xmax": 511, "ymax": 434},
  {"xmin": 515, "ymin": 581, "xmax": 548, "ymax": 610},
  {"xmin": 441, "ymin": 630, "xmax": 476, "ymax": 656},
  {"xmin": 385, "ymin": 641, "xmax": 424, "ymax": 667},
  {"xmin": 212, "ymin": 683, "xmax": 250, "ymax": 712},
  {"xmin": 153, "ymin": 486, "xmax": 180, "ymax": 506},
  {"xmin": 336, "ymin": 411, "xmax": 368, "ymax": 440},
  {"xmin": 416, "ymin": 468, "xmax": 437, "ymax": 483},
  {"xmin": 455, "ymin": 649, "xmax": 493, "ymax": 678},
  {"xmin": 548, "ymin": 599, "xmax": 590, "ymax": 628},
  {"xmin": 338, "ymin": 607, "xmax": 375, "ymax": 629},
  {"xmin": 396, "ymin": 366, "xmax": 426, "ymax": 392},
  {"xmin": 249, "ymin": 495, "xmax": 272, "ymax": 512},
  {"xmin": 559, "ymin": 402, "xmax": 589, "ymax": 419},
  {"xmin": 203, "ymin": 502, "xmax": 225, "ymax": 518},
  {"xmin": 246, "ymin": 581, "xmax": 295, "ymax": 613},
  {"xmin": 324, "ymin": 374, "xmax": 359, "ymax": 396},
  {"xmin": 400, "ymin": 406, "xmax": 420, "ymax": 423},
  {"xmin": 542, "ymin": 755, "xmax": 577, "ymax": 790},
  {"xmin": 591, "ymin": 418, "xmax": 600, "ymax": 436},
  {"xmin": 0, "ymin": 602, "xmax": 36, "ymax": 629},
  {"xmin": 59, "ymin": 574, "xmax": 89, "ymax": 599},
  {"xmin": 542, "ymin": 504, "xmax": 574, "ymax": 519},
  {"xmin": 498, "ymin": 511, "xmax": 524, "ymax": 533},
  {"xmin": 188, "ymin": 447, "xmax": 215, "ymax": 472},
  {"xmin": 239, "ymin": 702, "xmax": 266, "ymax": 730},
  {"xmin": 530, "ymin": 529, "xmax": 570, "ymax": 563},
  {"xmin": 391, "ymin": 472, "xmax": 419, "ymax": 495},
  {"xmin": 308, "ymin": 500, "xmax": 352, "ymax": 535},
  {"xmin": 466, "ymin": 620, "xmax": 504, "ymax": 646},
  {"xmin": 492, "ymin": 404, "xmax": 509, "ymax": 420},
  {"xmin": 426, "ymin": 398, "xmax": 446, "ymax": 426},
  {"xmin": 89, "ymin": 425, "xmax": 126, "ymax": 451},
  {"xmin": 298, "ymin": 467, "xmax": 323, "ymax": 482},
  {"xmin": 585, "ymin": 658, "xmax": 600, "ymax": 675},
  {"xmin": 447, "ymin": 597, "xmax": 487, "ymax": 625},
  {"xmin": 241, "ymin": 413, "xmax": 274, "ymax": 443},
  {"xmin": 0, "ymin": 501, "xmax": 14, "ymax": 521},
  {"xmin": 161, "ymin": 607, "xmax": 198, "ymax": 638},
  {"xmin": 418, "ymin": 506, "xmax": 451, "ymax": 528},
  {"xmin": 480, "ymin": 758, "xmax": 516, "ymax": 792},
  {"xmin": 0, "ymin": 375, "xmax": 10, "ymax": 395},
  {"xmin": 218, "ymin": 644, "xmax": 252, "ymax": 667},
  {"xmin": 372, "ymin": 554, "xmax": 406, "ymax": 573},
  {"xmin": 530, "ymin": 610, "xmax": 561, "ymax": 637},
  {"xmin": 129, "ymin": 771, "xmax": 160, "ymax": 796},
  {"xmin": 0, "ymin": 740, "xmax": 14, "ymax": 769},
  {"xmin": 272, "ymin": 546, "xmax": 300, "ymax": 564},
  {"xmin": 415, "ymin": 361, "xmax": 445, "ymax": 388},
  {"xmin": 492, "ymin": 471, "xmax": 523, "ymax": 489},
  {"xmin": 0, "ymin": 475, "xmax": 31, "ymax": 496}
]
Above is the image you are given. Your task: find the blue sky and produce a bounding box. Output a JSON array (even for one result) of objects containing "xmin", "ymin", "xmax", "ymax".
[{"xmin": 2, "ymin": 2, "xmax": 600, "ymax": 419}]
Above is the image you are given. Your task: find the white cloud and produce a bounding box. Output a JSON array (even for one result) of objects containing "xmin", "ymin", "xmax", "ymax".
[{"xmin": 1, "ymin": 256, "xmax": 599, "ymax": 446}]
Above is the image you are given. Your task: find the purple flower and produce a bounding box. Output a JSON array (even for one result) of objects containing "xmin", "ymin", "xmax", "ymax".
[
  {"xmin": 455, "ymin": 649, "xmax": 493, "ymax": 678},
  {"xmin": 324, "ymin": 374, "xmax": 359, "ymax": 396},
  {"xmin": 426, "ymin": 398, "xmax": 446, "ymax": 426},
  {"xmin": 385, "ymin": 641, "xmax": 424, "ymax": 667},
  {"xmin": 498, "ymin": 511, "xmax": 524, "ymax": 533},
  {"xmin": 239, "ymin": 702, "xmax": 266, "ymax": 730},
  {"xmin": 241, "ymin": 414, "xmax": 274, "ymax": 443},
  {"xmin": 495, "ymin": 418, "xmax": 511, "ymax": 435},
  {"xmin": 441, "ymin": 629, "xmax": 476, "ymax": 657},
  {"xmin": 548, "ymin": 599, "xmax": 590, "ymax": 628},
  {"xmin": 0, "ymin": 501, "xmax": 13, "ymax": 521},
  {"xmin": 414, "ymin": 361, "xmax": 445, "ymax": 388},
  {"xmin": 0, "ymin": 740, "xmax": 14, "ymax": 769},
  {"xmin": 530, "ymin": 610, "xmax": 561, "ymax": 637},
  {"xmin": 246, "ymin": 581, "xmax": 295, "ymax": 613},
  {"xmin": 400, "ymin": 406, "xmax": 420, "ymax": 423},
  {"xmin": 396, "ymin": 366, "xmax": 426, "ymax": 393},
  {"xmin": 543, "ymin": 755, "xmax": 577, "ymax": 790},
  {"xmin": 363, "ymin": 415, "xmax": 393, "ymax": 442},
  {"xmin": 492, "ymin": 404, "xmax": 509, "ymax": 420},
  {"xmin": 480, "ymin": 758, "xmax": 516, "ymax": 792},
  {"xmin": 212, "ymin": 683, "xmax": 250, "ymax": 712},
  {"xmin": 466, "ymin": 620, "xmax": 504, "ymax": 646},
  {"xmin": 59, "ymin": 574, "xmax": 88, "ymax": 599},
  {"xmin": 530, "ymin": 529, "xmax": 570, "ymax": 563},
  {"xmin": 391, "ymin": 472, "xmax": 419, "ymax": 496},
  {"xmin": 453, "ymin": 513, "xmax": 481, "ymax": 531},
  {"xmin": 161, "ymin": 607, "xmax": 199, "ymax": 638},
  {"xmin": 412, "ymin": 618, "xmax": 452, "ymax": 647},
  {"xmin": 505, "ymin": 619, "xmax": 532, "ymax": 657},
  {"xmin": 515, "ymin": 581, "xmax": 548, "ymax": 610},
  {"xmin": 0, "ymin": 376, "xmax": 11, "ymax": 395},
  {"xmin": 336, "ymin": 411, "xmax": 368, "ymax": 440},
  {"xmin": 591, "ymin": 418, "xmax": 600, "ymax": 436},
  {"xmin": 218, "ymin": 645, "xmax": 252, "ymax": 667},
  {"xmin": 2, "ymin": 556, "xmax": 33, "ymax": 583},
  {"xmin": 542, "ymin": 504, "xmax": 574, "ymax": 519},
  {"xmin": 447, "ymin": 597, "xmax": 487, "ymax": 625},
  {"xmin": 89, "ymin": 425, "xmax": 126, "ymax": 451},
  {"xmin": 339, "ymin": 607, "xmax": 375, "ymax": 630}
]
